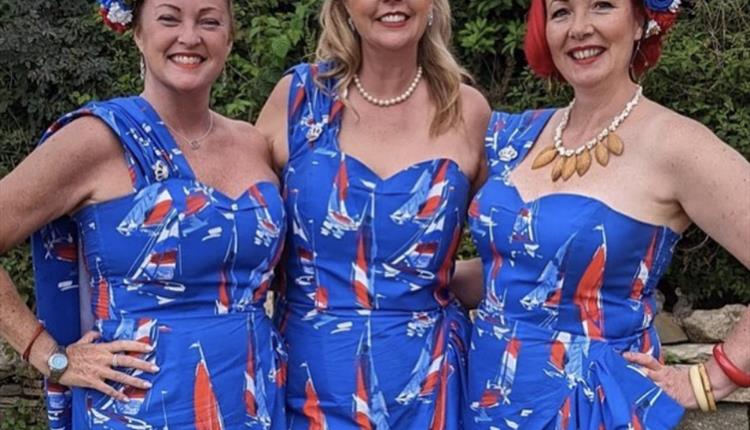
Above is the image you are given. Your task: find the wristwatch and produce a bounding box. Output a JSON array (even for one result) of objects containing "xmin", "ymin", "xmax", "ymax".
[{"xmin": 47, "ymin": 347, "xmax": 69, "ymax": 384}]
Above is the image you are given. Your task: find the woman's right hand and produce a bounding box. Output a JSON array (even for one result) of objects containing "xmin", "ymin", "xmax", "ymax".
[{"xmin": 58, "ymin": 331, "xmax": 159, "ymax": 402}]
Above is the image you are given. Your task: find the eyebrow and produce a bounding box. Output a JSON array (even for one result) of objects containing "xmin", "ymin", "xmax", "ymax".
[{"xmin": 154, "ymin": 4, "xmax": 221, "ymax": 13}]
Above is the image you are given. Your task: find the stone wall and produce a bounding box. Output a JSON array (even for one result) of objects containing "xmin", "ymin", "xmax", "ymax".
[{"xmin": 659, "ymin": 305, "xmax": 750, "ymax": 429}]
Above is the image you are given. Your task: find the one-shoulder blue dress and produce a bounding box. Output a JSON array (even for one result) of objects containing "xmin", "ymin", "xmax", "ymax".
[
  {"xmin": 32, "ymin": 97, "xmax": 287, "ymax": 429},
  {"xmin": 278, "ymin": 63, "xmax": 471, "ymax": 429},
  {"xmin": 464, "ymin": 110, "xmax": 685, "ymax": 429}
]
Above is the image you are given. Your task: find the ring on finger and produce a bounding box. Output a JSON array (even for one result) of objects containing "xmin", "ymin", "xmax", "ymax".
[{"xmin": 112, "ymin": 354, "xmax": 120, "ymax": 368}]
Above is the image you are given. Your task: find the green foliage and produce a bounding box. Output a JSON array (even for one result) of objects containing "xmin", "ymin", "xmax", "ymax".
[{"xmin": 0, "ymin": 399, "xmax": 46, "ymax": 430}]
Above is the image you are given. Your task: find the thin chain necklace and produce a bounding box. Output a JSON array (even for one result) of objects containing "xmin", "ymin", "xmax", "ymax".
[
  {"xmin": 353, "ymin": 66, "xmax": 423, "ymax": 107},
  {"xmin": 164, "ymin": 111, "xmax": 215, "ymax": 150},
  {"xmin": 532, "ymin": 85, "xmax": 642, "ymax": 181}
]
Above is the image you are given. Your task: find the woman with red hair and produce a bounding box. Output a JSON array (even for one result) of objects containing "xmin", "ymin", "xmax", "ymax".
[{"xmin": 456, "ymin": 0, "xmax": 750, "ymax": 428}]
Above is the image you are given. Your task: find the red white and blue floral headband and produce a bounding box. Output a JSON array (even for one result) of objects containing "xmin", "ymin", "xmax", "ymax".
[
  {"xmin": 95, "ymin": 0, "xmax": 680, "ymax": 35},
  {"xmin": 98, "ymin": 0, "xmax": 134, "ymax": 33},
  {"xmin": 643, "ymin": 0, "xmax": 681, "ymax": 38}
]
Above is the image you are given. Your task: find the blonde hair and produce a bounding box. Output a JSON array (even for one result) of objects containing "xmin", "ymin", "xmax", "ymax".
[{"xmin": 315, "ymin": 0, "xmax": 471, "ymax": 137}]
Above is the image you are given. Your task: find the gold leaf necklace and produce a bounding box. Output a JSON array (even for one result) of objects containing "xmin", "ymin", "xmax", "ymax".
[{"xmin": 532, "ymin": 85, "xmax": 642, "ymax": 181}]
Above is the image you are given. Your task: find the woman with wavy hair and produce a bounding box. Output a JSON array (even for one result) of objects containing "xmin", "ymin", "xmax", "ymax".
[
  {"xmin": 257, "ymin": 0, "xmax": 490, "ymax": 428},
  {"xmin": 455, "ymin": 0, "xmax": 750, "ymax": 428},
  {"xmin": 0, "ymin": 0, "xmax": 287, "ymax": 427}
]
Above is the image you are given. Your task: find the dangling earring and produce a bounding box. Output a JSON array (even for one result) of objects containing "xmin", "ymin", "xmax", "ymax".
[
  {"xmin": 629, "ymin": 37, "xmax": 643, "ymax": 83},
  {"xmin": 427, "ymin": 9, "xmax": 434, "ymax": 27},
  {"xmin": 140, "ymin": 56, "xmax": 146, "ymax": 81},
  {"xmin": 347, "ymin": 16, "xmax": 355, "ymax": 32}
]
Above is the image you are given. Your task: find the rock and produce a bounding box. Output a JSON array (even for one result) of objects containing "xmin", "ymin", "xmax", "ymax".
[
  {"xmin": 0, "ymin": 384, "xmax": 23, "ymax": 396},
  {"xmin": 724, "ymin": 387, "xmax": 750, "ymax": 403},
  {"xmin": 682, "ymin": 305, "xmax": 747, "ymax": 343},
  {"xmin": 677, "ymin": 403, "xmax": 749, "ymax": 430},
  {"xmin": 655, "ymin": 289, "xmax": 666, "ymax": 313},
  {"xmin": 655, "ymin": 312, "xmax": 689, "ymax": 344},
  {"xmin": 663, "ymin": 344, "xmax": 713, "ymax": 364}
]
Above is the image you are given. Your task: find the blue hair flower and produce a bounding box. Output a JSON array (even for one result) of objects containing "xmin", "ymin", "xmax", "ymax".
[{"xmin": 644, "ymin": 0, "xmax": 681, "ymax": 13}]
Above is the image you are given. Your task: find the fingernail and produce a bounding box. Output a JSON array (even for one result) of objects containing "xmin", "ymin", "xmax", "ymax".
[
  {"xmin": 122, "ymin": 396, "xmax": 130, "ymax": 402},
  {"xmin": 146, "ymin": 344, "xmax": 155, "ymax": 351},
  {"xmin": 143, "ymin": 381, "xmax": 153, "ymax": 388},
  {"xmin": 151, "ymin": 365, "xmax": 160, "ymax": 372}
]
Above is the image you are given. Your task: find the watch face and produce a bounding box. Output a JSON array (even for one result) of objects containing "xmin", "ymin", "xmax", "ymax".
[{"xmin": 50, "ymin": 353, "xmax": 68, "ymax": 370}]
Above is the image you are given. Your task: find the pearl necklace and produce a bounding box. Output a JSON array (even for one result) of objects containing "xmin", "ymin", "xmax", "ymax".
[
  {"xmin": 532, "ymin": 85, "xmax": 642, "ymax": 181},
  {"xmin": 165, "ymin": 112, "xmax": 215, "ymax": 150},
  {"xmin": 353, "ymin": 66, "xmax": 423, "ymax": 107}
]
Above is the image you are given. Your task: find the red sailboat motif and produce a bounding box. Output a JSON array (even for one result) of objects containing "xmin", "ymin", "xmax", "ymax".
[
  {"xmin": 192, "ymin": 342, "xmax": 224, "ymax": 430},
  {"xmin": 389, "ymin": 170, "xmax": 432, "ymax": 225},
  {"xmin": 573, "ymin": 226, "xmax": 607, "ymax": 340},
  {"xmin": 558, "ymin": 397, "xmax": 571, "ymax": 430},
  {"xmin": 41, "ymin": 223, "xmax": 78, "ymax": 263},
  {"xmin": 629, "ymin": 231, "xmax": 658, "ymax": 305},
  {"xmin": 429, "ymin": 357, "xmax": 450, "ymax": 430},
  {"xmin": 351, "ymin": 222, "xmax": 373, "ymax": 310},
  {"xmin": 92, "ymin": 259, "xmax": 111, "ymax": 320},
  {"xmin": 548, "ymin": 331, "xmax": 571, "ymax": 375},
  {"xmin": 352, "ymin": 322, "xmax": 390, "ymax": 430},
  {"xmin": 248, "ymin": 184, "xmax": 281, "ymax": 247},
  {"xmin": 302, "ymin": 363, "xmax": 328, "ymax": 430},
  {"xmin": 216, "ymin": 230, "xmax": 237, "ymax": 314},
  {"xmin": 434, "ymin": 224, "xmax": 461, "ymax": 307},
  {"xmin": 419, "ymin": 324, "xmax": 446, "ymax": 397},
  {"xmin": 415, "ymin": 160, "xmax": 450, "ymax": 222},
  {"xmin": 521, "ymin": 234, "xmax": 575, "ymax": 327},
  {"xmin": 323, "ymin": 155, "xmax": 359, "ymax": 235},
  {"xmin": 471, "ymin": 327, "xmax": 521, "ymax": 412}
]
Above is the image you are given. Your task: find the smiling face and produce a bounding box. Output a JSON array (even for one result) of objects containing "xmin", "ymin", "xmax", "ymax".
[
  {"xmin": 134, "ymin": 0, "xmax": 232, "ymax": 94},
  {"xmin": 545, "ymin": 0, "xmax": 644, "ymax": 89},
  {"xmin": 344, "ymin": 0, "xmax": 433, "ymax": 55}
]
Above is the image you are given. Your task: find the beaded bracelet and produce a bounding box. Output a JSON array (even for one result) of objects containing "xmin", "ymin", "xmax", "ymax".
[
  {"xmin": 713, "ymin": 343, "xmax": 750, "ymax": 388},
  {"xmin": 22, "ymin": 323, "xmax": 45, "ymax": 362}
]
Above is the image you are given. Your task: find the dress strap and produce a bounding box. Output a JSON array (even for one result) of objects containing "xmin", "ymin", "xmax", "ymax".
[
  {"xmin": 31, "ymin": 97, "xmax": 181, "ymax": 430},
  {"xmin": 484, "ymin": 109, "xmax": 556, "ymax": 175},
  {"xmin": 285, "ymin": 62, "xmax": 345, "ymax": 162}
]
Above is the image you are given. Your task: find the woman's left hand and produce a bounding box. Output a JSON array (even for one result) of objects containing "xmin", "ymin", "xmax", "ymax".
[{"xmin": 623, "ymin": 351, "xmax": 698, "ymax": 409}]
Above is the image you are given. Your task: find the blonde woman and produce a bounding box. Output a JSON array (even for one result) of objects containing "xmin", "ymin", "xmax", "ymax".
[{"xmin": 257, "ymin": 0, "xmax": 490, "ymax": 428}]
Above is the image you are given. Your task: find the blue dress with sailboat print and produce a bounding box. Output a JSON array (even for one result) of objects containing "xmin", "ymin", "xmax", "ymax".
[
  {"xmin": 464, "ymin": 110, "xmax": 685, "ymax": 429},
  {"xmin": 32, "ymin": 97, "xmax": 286, "ymax": 429},
  {"xmin": 278, "ymin": 63, "xmax": 471, "ymax": 429}
]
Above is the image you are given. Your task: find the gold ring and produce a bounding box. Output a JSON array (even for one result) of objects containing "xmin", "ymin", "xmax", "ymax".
[{"xmin": 112, "ymin": 354, "xmax": 119, "ymax": 368}]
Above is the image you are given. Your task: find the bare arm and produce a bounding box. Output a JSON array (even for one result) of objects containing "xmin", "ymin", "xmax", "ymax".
[
  {"xmin": 451, "ymin": 258, "xmax": 484, "ymax": 309},
  {"xmin": 256, "ymin": 74, "xmax": 293, "ymax": 173},
  {"xmin": 0, "ymin": 117, "xmax": 155, "ymax": 398},
  {"xmin": 672, "ymin": 119, "xmax": 750, "ymax": 267},
  {"xmin": 626, "ymin": 117, "xmax": 750, "ymax": 407}
]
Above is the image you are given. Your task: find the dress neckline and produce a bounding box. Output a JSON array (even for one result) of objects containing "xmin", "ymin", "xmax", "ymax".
[
  {"xmin": 134, "ymin": 96, "xmax": 279, "ymax": 206},
  {"xmin": 490, "ymin": 109, "xmax": 682, "ymax": 237}
]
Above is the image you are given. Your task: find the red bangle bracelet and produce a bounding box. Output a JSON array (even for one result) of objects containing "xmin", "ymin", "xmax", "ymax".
[
  {"xmin": 713, "ymin": 343, "xmax": 750, "ymax": 388},
  {"xmin": 22, "ymin": 323, "xmax": 46, "ymax": 362}
]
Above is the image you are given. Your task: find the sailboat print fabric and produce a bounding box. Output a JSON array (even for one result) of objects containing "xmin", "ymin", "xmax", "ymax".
[
  {"xmin": 32, "ymin": 97, "xmax": 287, "ymax": 429},
  {"xmin": 465, "ymin": 110, "xmax": 685, "ymax": 429},
  {"xmin": 279, "ymin": 63, "xmax": 471, "ymax": 429}
]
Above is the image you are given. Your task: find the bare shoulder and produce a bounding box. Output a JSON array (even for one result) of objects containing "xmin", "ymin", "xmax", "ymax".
[
  {"xmin": 264, "ymin": 74, "xmax": 294, "ymax": 113},
  {"xmin": 643, "ymin": 100, "xmax": 724, "ymax": 160},
  {"xmin": 459, "ymin": 83, "xmax": 492, "ymax": 130},
  {"xmin": 39, "ymin": 115, "xmax": 122, "ymax": 164},
  {"xmin": 219, "ymin": 115, "xmax": 269, "ymax": 152}
]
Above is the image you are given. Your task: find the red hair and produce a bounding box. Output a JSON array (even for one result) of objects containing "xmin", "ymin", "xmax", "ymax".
[{"xmin": 524, "ymin": 0, "xmax": 664, "ymax": 80}]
